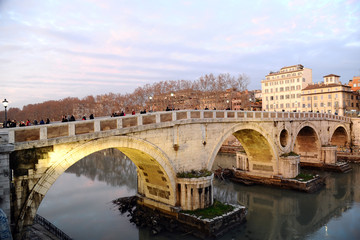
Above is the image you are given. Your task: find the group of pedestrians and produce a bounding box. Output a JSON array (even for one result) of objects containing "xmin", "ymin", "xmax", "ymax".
[
  {"xmin": 61, "ymin": 114, "xmax": 94, "ymax": 122},
  {"xmin": 2, "ymin": 118, "xmax": 50, "ymax": 128}
]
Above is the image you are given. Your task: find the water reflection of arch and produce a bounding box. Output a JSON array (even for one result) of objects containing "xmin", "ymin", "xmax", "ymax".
[
  {"xmin": 66, "ymin": 148, "xmax": 137, "ymax": 190},
  {"xmin": 208, "ymin": 123, "xmax": 278, "ymax": 174},
  {"xmin": 293, "ymin": 122, "xmax": 321, "ymax": 162},
  {"xmin": 18, "ymin": 136, "xmax": 176, "ymax": 233},
  {"xmin": 330, "ymin": 124, "xmax": 350, "ymax": 151}
]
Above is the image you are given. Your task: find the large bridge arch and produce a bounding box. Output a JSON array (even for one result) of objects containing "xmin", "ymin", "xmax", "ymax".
[
  {"xmin": 207, "ymin": 123, "xmax": 278, "ymax": 175},
  {"xmin": 293, "ymin": 122, "xmax": 322, "ymax": 163},
  {"xmin": 16, "ymin": 135, "xmax": 177, "ymax": 235}
]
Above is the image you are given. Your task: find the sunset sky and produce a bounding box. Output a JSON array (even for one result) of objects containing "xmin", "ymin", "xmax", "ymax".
[{"xmin": 1, "ymin": 0, "xmax": 359, "ymax": 109}]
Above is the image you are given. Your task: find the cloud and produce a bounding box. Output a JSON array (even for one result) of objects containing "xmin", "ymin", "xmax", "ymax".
[{"xmin": 1, "ymin": 0, "xmax": 359, "ymax": 108}]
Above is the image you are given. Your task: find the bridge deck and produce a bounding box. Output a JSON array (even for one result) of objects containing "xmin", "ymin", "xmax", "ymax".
[{"xmin": 0, "ymin": 110, "xmax": 350, "ymax": 146}]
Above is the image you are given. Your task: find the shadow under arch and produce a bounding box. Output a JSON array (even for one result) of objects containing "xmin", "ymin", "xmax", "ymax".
[
  {"xmin": 293, "ymin": 123, "xmax": 321, "ymax": 161},
  {"xmin": 207, "ymin": 123, "xmax": 277, "ymax": 173},
  {"xmin": 330, "ymin": 125, "xmax": 350, "ymax": 150},
  {"xmin": 17, "ymin": 135, "xmax": 176, "ymax": 234}
]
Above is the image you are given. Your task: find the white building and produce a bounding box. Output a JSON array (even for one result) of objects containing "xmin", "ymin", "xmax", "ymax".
[{"xmin": 261, "ymin": 64, "xmax": 312, "ymax": 112}]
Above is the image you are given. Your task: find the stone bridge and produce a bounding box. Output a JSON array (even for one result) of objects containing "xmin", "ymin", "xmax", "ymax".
[{"xmin": 0, "ymin": 110, "xmax": 352, "ymax": 237}]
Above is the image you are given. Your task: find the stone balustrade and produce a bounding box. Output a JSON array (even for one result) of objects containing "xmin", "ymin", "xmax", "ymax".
[{"xmin": 1, "ymin": 110, "xmax": 350, "ymax": 145}]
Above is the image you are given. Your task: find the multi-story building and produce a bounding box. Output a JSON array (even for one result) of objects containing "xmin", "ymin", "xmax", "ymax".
[
  {"xmin": 301, "ymin": 74, "xmax": 360, "ymax": 116},
  {"xmin": 348, "ymin": 76, "xmax": 360, "ymax": 91},
  {"xmin": 261, "ymin": 64, "xmax": 312, "ymax": 112}
]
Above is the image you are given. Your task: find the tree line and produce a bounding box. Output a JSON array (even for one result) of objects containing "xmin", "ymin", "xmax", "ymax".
[{"xmin": 1, "ymin": 73, "xmax": 248, "ymax": 123}]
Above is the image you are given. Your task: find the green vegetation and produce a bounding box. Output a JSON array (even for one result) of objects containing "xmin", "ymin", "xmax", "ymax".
[
  {"xmin": 280, "ymin": 151, "xmax": 299, "ymax": 157},
  {"xmin": 181, "ymin": 200, "xmax": 234, "ymax": 219},
  {"xmin": 294, "ymin": 173, "xmax": 315, "ymax": 182},
  {"xmin": 177, "ymin": 169, "xmax": 212, "ymax": 178}
]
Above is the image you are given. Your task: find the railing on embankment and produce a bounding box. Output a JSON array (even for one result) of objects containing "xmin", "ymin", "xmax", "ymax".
[
  {"xmin": 2, "ymin": 110, "xmax": 350, "ymax": 144},
  {"xmin": 34, "ymin": 214, "xmax": 72, "ymax": 240}
]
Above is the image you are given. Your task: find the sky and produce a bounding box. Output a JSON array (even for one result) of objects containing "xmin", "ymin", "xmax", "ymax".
[{"xmin": 0, "ymin": 0, "xmax": 359, "ymax": 109}]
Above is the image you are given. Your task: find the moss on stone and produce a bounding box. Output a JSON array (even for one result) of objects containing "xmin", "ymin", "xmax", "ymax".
[
  {"xmin": 181, "ymin": 200, "xmax": 234, "ymax": 219},
  {"xmin": 294, "ymin": 173, "xmax": 315, "ymax": 182},
  {"xmin": 177, "ymin": 169, "xmax": 212, "ymax": 178},
  {"xmin": 280, "ymin": 151, "xmax": 299, "ymax": 157}
]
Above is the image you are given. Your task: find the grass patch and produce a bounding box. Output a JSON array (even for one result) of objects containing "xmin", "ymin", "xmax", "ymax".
[
  {"xmin": 177, "ymin": 169, "xmax": 212, "ymax": 178},
  {"xmin": 181, "ymin": 200, "xmax": 234, "ymax": 219},
  {"xmin": 294, "ymin": 173, "xmax": 315, "ymax": 182},
  {"xmin": 280, "ymin": 151, "xmax": 299, "ymax": 157}
]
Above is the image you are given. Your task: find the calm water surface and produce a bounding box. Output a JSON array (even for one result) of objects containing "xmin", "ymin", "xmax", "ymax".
[{"xmin": 37, "ymin": 150, "xmax": 360, "ymax": 240}]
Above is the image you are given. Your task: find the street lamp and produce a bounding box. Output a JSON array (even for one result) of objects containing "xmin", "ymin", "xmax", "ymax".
[
  {"xmin": 2, "ymin": 99, "xmax": 8, "ymax": 128},
  {"xmin": 149, "ymin": 96, "xmax": 153, "ymax": 112},
  {"xmin": 170, "ymin": 93, "xmax": 175, "ymax": 110},
  {"xmin": 226, "ymin": 100, "xmax": 230, "ymax": 110},
  {"xmin": 249, "ymin": 98, "xmax": 252, "ymax": 111}
]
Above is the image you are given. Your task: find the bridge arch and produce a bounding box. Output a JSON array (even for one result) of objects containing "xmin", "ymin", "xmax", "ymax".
[
  {"xmin": 293, "ymin": 122, "xmax": 322, "ymax": 162},
  {"xmin": 330, "ymin": 124, "xmax": 350, "ymax": 150},
  {"xmin": 18, "ymin": 135, "xmax": 176, "ymax": 233},
  {"xmin": 208, "ymin": 123, "xmax": 278, "ymax": 174}
]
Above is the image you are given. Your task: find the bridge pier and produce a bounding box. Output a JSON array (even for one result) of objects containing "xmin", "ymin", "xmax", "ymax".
[
  {"xmin": 177, "ymin": 175, "xmax": 213, "ymax": 211},
  {"xmin": 0, "ymin": 132, "xmax": 14, "ymax": 224},
  {"xmin": 236, "ymin": 152, "xmax": 300, "ymax": 178},
  {"xmin": 321, "ymin": 146, "xmax": 337, "ymax": 164}
]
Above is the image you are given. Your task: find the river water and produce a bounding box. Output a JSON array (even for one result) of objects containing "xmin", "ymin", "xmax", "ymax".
[{"xmin": 37, "ymin": 149, "xmax": 360, "ymax": 240}]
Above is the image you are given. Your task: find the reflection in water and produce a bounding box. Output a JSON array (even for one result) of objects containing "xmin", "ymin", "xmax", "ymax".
[{"xmin": 37, "ymin": 150, "xmax": 360, "ymax": 240}]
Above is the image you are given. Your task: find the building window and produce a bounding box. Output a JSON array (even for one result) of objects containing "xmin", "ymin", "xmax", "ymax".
[
  {"xmin": 328, "ymin": 94, "xmax": 331, "ymax": 99},
  {"xmin": 328, "ymin": 102, "xmax": 331, "ymax": 107},
  {"xmin": 303, "ymin": 104, "xmax": 306, "ymax": 108},
  {"xmin": 314, "ymin": 96, "xmax": 317, "ymax": 100},
  {"xmin": 314, "ymin": 103, "xmax": 317, "ymax": 107},
  {"xmin": 270, "ymin": 96, "xmax": 274, "ymax": 100}
]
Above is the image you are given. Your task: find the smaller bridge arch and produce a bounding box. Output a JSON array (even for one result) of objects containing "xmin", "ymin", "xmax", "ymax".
[
  {"xmin": 208, "ymin": 123, "xmax": 279, "ymax": 176},
  {"xmin": 293, "ymin": 122, "xmax": 322, "ymax": 164},
  {"xmin": 330, "ymin": 124, "xmax": 351, "ymax": 151}
]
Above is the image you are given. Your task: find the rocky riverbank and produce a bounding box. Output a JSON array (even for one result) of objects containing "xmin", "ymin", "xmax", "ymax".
[
  {"xmin": 113, "ymin": 196, "xmax": 181, "ymax": 235},
  {"xmin": 112, "ymin": 196, "xmax": 247, "ymax": 239}
]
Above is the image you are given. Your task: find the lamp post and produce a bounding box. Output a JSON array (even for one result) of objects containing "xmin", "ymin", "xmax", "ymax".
[
  {"xmin": 295, "ymin": 101, "xmax": 297, "ymax": 112},
  {"xmin": 249, "ymin": 98, "xmax": 252, "ymax": 111},
  {"xmin": 149, "ymin": 96, "xmax": 153, "ymax": 112},
  {"xmin": 170, "ymin": 93, "xmax": 174, "ymax": 110},
  {"xmin": 2, "ymin": 99, "xmax": 8, "ymax": 128},
  {"xmin": 226, "ymin": 100, "xmax": 230, "ymax": 110}
]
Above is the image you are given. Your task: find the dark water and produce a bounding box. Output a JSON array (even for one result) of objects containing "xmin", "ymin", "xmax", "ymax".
[{"xmin": 37, "ymin": 150, "xmax": 360, "ymax": 240}]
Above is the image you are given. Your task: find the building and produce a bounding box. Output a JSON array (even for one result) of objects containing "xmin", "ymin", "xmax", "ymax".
[
  {"xmin": 261, "ymin": 64, "xmax": 312, "ymax": 112},
  {"xmin": 348, "ymin": 76, "xmax": 360, "ymax": 91},
  {"xmin": 301, "ymin": 74, "xmax": 360, "ymax": 116}
]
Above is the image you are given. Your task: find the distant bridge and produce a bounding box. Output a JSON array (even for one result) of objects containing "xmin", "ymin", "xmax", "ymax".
[{"xmin": 0, "ymin": 110, "xmax": 351, "ymax": 238}]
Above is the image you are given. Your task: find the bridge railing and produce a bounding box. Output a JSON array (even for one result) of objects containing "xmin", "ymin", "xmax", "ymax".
[{"xmin": 3, "ymin": 110, "xmax": 350, "ymax": 144}]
